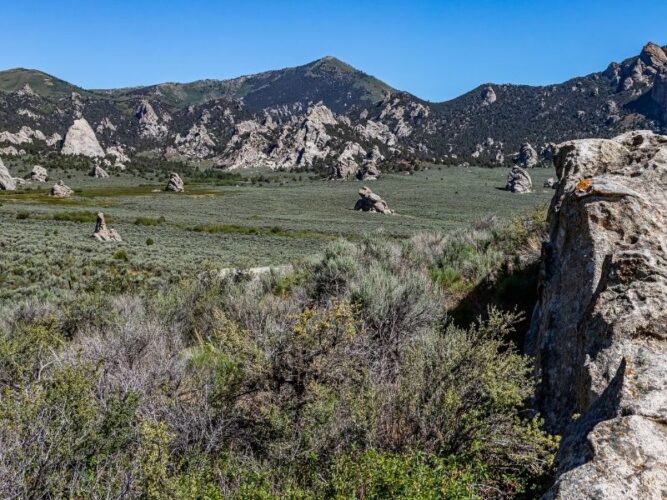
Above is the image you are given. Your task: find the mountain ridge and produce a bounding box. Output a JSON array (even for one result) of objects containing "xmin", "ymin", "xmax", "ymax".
[
  {"xmin": 0, "ymin": 43, "xmax": 665, "ymax": 176},
  {"xmin": 3, "ymin": 43, "xmax": 665, "ymax": 106}
]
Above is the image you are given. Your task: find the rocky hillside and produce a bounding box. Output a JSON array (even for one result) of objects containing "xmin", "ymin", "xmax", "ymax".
[
  {"xmin": 102, "ymin": 56, "xmax": 393, "ymax": 114},
  {"xmin": 0, "ymin": 43, "xmax": 666, "ymax": 177}
]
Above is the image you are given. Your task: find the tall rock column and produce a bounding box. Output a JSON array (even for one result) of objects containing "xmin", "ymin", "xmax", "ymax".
[{"xmin": 527, "ymin": 131, "xmax": 667, "ymax": 498}]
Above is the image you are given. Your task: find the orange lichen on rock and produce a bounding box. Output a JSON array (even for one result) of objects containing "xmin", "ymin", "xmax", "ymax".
[{"xmin": 575, "ymin": 178, "xmax": 593, "ymax": 192}]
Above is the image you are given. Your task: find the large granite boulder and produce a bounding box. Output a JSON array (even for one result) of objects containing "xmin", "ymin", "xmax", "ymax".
[
  {"xmin": 358, "ymin": 162, "xmax": 381, "ymax": 181},
  {"xmin": 515, "ymin": 143, "xmax": 539, "ymax": 168},
  {"xmin": 50, "ymin": 180, "xmax": 73, "ymax": 197},
  {"xmin": 354, "ymin": 186, "xmax": 393, "ymax": 214},
  {"xmin": 505, "ymin": 166, "xmax": 532, "ymax": 193},
  {"xmin": 61, "ymin": 118, "xmax": 105, "ymax": 157},
  {"xmin": 165, "ymin": 172, "xmax": 184, "ymax": 192},
  {"xmin": 29, "ymin": 165, "xmax": 48, "ymax": 182},
  {"xmin": 0, "ymin": 159, "xmax": 16, "ymax": 190},
  {"xmin": 92, "ymin": 212, "xmax": 122, "ymax": 242},
  {"xmin": 90, "ymin": 165, "xmax": 109, "ymax": 178},
  {"xmin": 527, "ymin": 130, "xmax": 667, "ymax": 498}
]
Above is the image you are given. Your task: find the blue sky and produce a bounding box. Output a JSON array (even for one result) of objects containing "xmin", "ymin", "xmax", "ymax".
[{"xmin": 1, "ymin": 0, "xmax": 665, "ymax": 101}]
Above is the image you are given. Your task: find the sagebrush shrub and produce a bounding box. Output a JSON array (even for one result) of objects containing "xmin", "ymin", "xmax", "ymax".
[{"xmin": 0, "ymin": 222, "xmax": 556, "ymax": 497}]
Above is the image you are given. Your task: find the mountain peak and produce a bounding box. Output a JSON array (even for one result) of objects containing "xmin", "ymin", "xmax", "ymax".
[
  {"xmin": 640, "ymin": 41, "xmax": 667, "ymax": 67},
  {"xmin": 306, "ymin": 55, "xmax": 358, "ymax": 74}
]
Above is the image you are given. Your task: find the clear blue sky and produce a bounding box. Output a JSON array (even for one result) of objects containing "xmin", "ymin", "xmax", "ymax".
[{"xmin": 1, "ymin": 0, "xmax": 665, "ymax": 101}]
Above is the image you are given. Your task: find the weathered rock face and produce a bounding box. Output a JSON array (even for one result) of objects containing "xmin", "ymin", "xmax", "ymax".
[
  {"xmin": 332, "ymin": 141, "xmax": 367, "ymax": 179},
  {"xmin": 0, "ymin": 159, "xmax": 16, "ymax": 190},
  {"xmin": 527, "ymin": 130, "xmax": 667, "ymax": 498},
  {"xmin": 165, "ymin": 172, "xmax": 184, "ymax": 192},
  {"xmin": 274, "ymin": 102, "xmax": 336, "ymax": 168},
  {"xmin": 50, "ymin": 180, "xmax": 73, "ymax": 197},
  {"xmin": 359, "ymin": 162, "xmax": 381, "ymax": 181},
  {"xmin": 505, "ymin": 166, "xmax": 532, "ymax": 193},
  {"xmin": 61, "ymin": 118, "xmax": 105, "ymax": 157},
  {"xmin": 0, "ymin": 125, "xmax": 46, "ymax": 145},
  {"xmin": 92, "ymin": 212, "xmax": 122, "ymax": 242},
  {"xmin": 481, "ymin": 86, "xmax": 497, "ymax": 105},
  {"xmin": 136, "ymin": 100, "xmax": 169, "ymax": 139},
  {"xmin": 90, "ymin": 165, "xmax": 109, "ymax": 178},
  {"xmin": 106, "ymin": 145, "xmax": 130, "ymax": 167},
  {"xmin": 169, "ymin": 123, "xmax": 216, "ymax": 159},
  {"xmin": 514, "ymin": 142, "xmax": 539, "ymax": 168},
  {"xmin": 354, "ymin": 186, "xmax": 393, "ymax": 214},
  {"xmin": 29, "ymin": 165, "xmax": 48, "ymax": 182}
]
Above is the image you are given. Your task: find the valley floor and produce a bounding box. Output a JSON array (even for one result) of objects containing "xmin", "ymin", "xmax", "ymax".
[{"xmin": 0, "ymin": 165, "xmax": 555, "ymax": 302}]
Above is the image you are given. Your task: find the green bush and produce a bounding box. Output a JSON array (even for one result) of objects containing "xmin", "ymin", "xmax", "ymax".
[
  {"xmin": 0, "ymin": 220, "xmax": 556, "ymax": 497},
  {"xmin": 113, "ymin": 249, "xmax": 129, "ymax": 261},
  {"xmin": 328, "ymin": 450, "xmax": 485, "ymax": 499}
]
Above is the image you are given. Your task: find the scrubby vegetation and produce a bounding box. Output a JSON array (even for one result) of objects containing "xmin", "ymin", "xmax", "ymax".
[
  {"xmin": 0, "ymin": 211, "xmax": 557, "ymax": 497},
  {"xmin": 0, "ymin": 164, "xmax": 558, "ymax": 496}
]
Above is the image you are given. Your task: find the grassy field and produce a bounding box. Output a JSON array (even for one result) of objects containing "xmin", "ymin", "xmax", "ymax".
[{"xmin": 0, "ymin": 163, "xmax": 555, "ymax": 302}]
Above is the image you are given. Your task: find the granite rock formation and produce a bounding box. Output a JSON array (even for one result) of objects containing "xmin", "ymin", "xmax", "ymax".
[
  {"xmin": 92, "ymin": 212, "xmax": 122, "ymax": 242},
  {"xmin": 50, "ymin": 180, "xmax": 73, "ymax": 197},
  {"xmin": 527, "ymin": 130, "xmax": 667, "ymax": 498},
  {"xmin": 505, "ymin": 166, "xmax": 532, "ymax": 193},
  {"xmin": 354, "ymin": 186, "xmax": 393, "ymax": 214},
  {"xmin": 165, "ymin": 172, "xmax": 184, "ymax": 192}
]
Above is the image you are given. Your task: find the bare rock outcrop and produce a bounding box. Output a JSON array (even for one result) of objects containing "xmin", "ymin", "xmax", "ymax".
[
  {"xmin": 220, "ymin": 103, "xmax": 344, "ymax": 170},
  {"xmin": 0, "ymin": 146, "xmax": 25, "ymax": 156},
  {"xmin": 106, "ymin": 145, "xmax": 130, "ymax": 168},
  {"xmin": 332, "ymin": 141, "xmax": 366, "ymax": 179},
  {"xmin": 0, "ymin": 159, "xmax": 16, "ymax": 190},
  {"xmin": 170, "ymin": 123, "xmax": 216, "ymax": 159},
  {"xmin": 514, "ymin": 143, "xmax": 539, "ymax": 168},
  {"xmin": 29, "ymin": 165, "xmax": 48, "ymax": 182},
  {"xmin": 355, "ymin": 119, "xmax": 397, "ymax": 146},
  {"xmin": 274, "ymin": 102, "xmax": 336, "ymax": 168},
  {"xmin": 92, "ymin": 212, "xmax": 122, "ymax": 242},
  {"xmin": 50, "ymin": 180, "xmax": 73, "ymax": 197},
  {"xmin": 136, "ymin": 100, "xmax": 169, "ymax": 139},
  {"xmin": 505, "ymin": 166, "xmax": 532, "ymax": 193},
  {"xmin": 481, "ymin": 86, "xmax": 497, "ymax": 105},
  {"xmin": 0, "ymin": 125, "xmax": 42, "ymax": 145},
  {"xmin": 61, "ymin": 118, "xmax": 105, "ymax": 157},
  {"xmin": 165, "ymin": 172, "xmax": 184, "ymax": 192},
  {"xmin": 359, "ymin": 163, "xmax": 381, "ymax": 181},
  {"xmin": 354, "ymin": 186, "xmax": 393, "ymax": 214},
  {"xmin": 527, "ymin": 130, "xmax": 667, "ymax": 498},
  {"xmin": 90, "ymin": 165, "xmax": 109, "ymax": 178}
]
